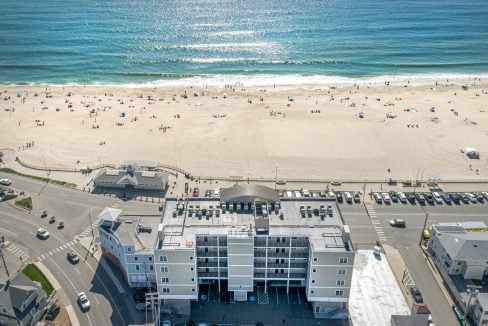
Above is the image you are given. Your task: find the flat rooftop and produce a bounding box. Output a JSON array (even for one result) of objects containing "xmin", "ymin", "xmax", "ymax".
[
  {"xmin": 159, "ymin": 197, "xmax": 349, "ymax": 251},
  {"xmin": 101, "ymin": 214, "xmax": 161, "ymax": 252}
]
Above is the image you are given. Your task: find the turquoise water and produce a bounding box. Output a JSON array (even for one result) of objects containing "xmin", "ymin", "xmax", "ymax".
[{"xmin": 1, "ymin": 0, "xmax": 488, "ymax": 85}]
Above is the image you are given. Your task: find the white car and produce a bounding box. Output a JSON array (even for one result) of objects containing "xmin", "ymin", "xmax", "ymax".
[
  {"xmin": 381, "ymin": 192, "xmax": 391, "ymax": 203},
  {"xmin": 466, "ymin": 193, "xmax": 477, "ymax": 203},
  {"xmin": 77, "ymin": 292, "xmax": 90, "ymax": 311},
  {"xmin": 0, "ymin": 178, "xmax": 12, "ymax": 186},
  {"xmin": 432, "ymin": 192, "xmax": 443, "ymax": 204},
  {"xmin": 36, "ymin": 228, "xmax": 49, "ymax": 239},
  {"xmin": 344, "ymin": 192, "xmax": 352, "ymax": 203},
  {"xmin": 301, "ymin": 189, "xmax": 310, "ymax": 197},
  {"xmin": 285, "ymin": 191, "xmax": 293, "ymax": 198},
  {"xmin": 294, "ymin": 191, "xmax": 302, "ymax": 198},
  {"xmin": 213, "ymin": 189, "xmax": 220, "ymax": 198},
  {"xmin": 397, "ymin": 192, "xmax": 407, "ymax": 203},
  {"xmin": 328, "ymin": 191, "xmax": 336, "ymax": 200},
  {"xmin": 482, "ymin": 192, "xmax": 488, "ymax": 200},
  {"xmin": 373, "ymin": 193, "xmax": 382, "ymax": 203}
]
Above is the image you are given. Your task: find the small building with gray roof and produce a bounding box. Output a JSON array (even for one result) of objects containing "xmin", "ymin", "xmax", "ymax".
[{"xmin": 94, "ymin": 163, "xmax": 168, "ymax": 192}]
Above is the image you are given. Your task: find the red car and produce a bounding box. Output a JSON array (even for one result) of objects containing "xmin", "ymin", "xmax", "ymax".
[{"xmin": 192, "ymin": 188, "xmax": 199, "ymax": 197}]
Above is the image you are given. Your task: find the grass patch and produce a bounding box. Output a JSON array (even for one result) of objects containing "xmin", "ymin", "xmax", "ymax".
[
  {"xmin": 22, "ymin": 264, "xmax": 54, "ymax": 296},
  {"xmin": 15, "ymin": 197, "xmax": 32, "ymax": 210},
  {"xmin": 0, "ymin": 168, "xmax": 76, "ymax": 188}
]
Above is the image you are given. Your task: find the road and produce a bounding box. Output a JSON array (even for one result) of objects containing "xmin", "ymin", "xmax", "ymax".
[
  {"xmin": 340, "ymin": 199, "xmax": 488, "ymax": 326},
  {"xmin": 0, "ymin": 173, "xmax": 161, "ymax": 325}
]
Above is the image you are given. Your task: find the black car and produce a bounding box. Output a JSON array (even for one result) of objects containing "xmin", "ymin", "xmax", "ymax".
[
  {"xmin": 424, "ymin": 193, "xmax": 435, "ymax": 204},
  {"xmin": 389, "ymin": 191, "xmax": 399, "ymax": 203},
  {"xmin": 205, "ymin": 190, "xmax": 211, "ymax": 198},
  {"xmin": 67, "ymin": 251, "xmax": 79, "ymax": 264},
  {"xmin": 406, "ymin": 192, "xmax": 416, "ymax": 203},
  {"xmin": 415, "ymin": 193, "xmax": 426, "ymax": 205},
  {"xmin": 459, "ymin": 192, "xmax": 470, "ymax": 204},
  {"xmin": 45, "ymin": 304, "xmax": 60, "ymax": 321},
  {"xmin": 450, "ymin": 193, "xmax": 461, "ymax": 204},
  {"xmin": 475, "ymin": 193, "xmax": 485, "ymax": 203},
  {"xmin": 410, "ymin": 286, "xmax": 423, "ymax": 303},
  {"xmin": 354, "ymin": 193, "xmax": 361, "ymax": 203},
  {"xmin": 336, "ymin": 192, "xmax": 343, "ymax": 203}
]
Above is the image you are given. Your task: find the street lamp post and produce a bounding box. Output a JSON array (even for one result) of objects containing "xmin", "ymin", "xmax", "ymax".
[{"xmin": 419, "ymin": 211, "xmax": 429, "ymax": 246}]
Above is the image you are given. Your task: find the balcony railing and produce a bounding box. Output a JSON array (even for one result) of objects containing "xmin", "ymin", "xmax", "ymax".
[{"xmin": 254, "ymin": 273, "xmax": 306, "ymax": 279}]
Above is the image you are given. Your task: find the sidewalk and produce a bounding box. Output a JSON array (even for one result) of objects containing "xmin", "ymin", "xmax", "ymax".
[
  {"xmin": 383, "ymin": 244, "xmax": 413, "ymax": 306},
  {"xmin": 35, "ymin": 261, "xmax": 80, "ymax": 326},
  {"xmin": 78, "ymin": 236, "xmax": 125, "ymax": 294}
]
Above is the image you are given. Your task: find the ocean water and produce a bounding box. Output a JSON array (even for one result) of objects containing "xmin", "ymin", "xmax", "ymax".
[{"xmin": 1, "ymin": 0, "xmax": 488, "ymax": 86}]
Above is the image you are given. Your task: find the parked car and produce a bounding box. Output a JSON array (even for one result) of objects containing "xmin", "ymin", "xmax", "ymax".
[
  {"xmin": 213, "ymin": 189, "xmax": 220, "ymax": 198},
  {"xmin": 36, "ymin": 228, "xmax": 49, "ymax": 239},
  {"xmin": 415, "ymin": 193, "xmax": 425, "ymax": 205},
  {"xmin": 397, "ymin": 192, "xmax": 407, "ymax": 203},
  {"xmin": 67, "ymin": 251, "xmax": 79, "ymax": 264},
  {"xmin": 162, "ymin": 321, "xmax": 172, "ymax": 326},
  {"xmin": 466, "ymin": 192, "xmax": 477, "ymax": 203},
  {"xmin": 335, "ymin": 192, "xmax": 343, "ymax": 203},
  {"xmin": 432, "ymin": 192, "xmax": 443, "ymax": 204},
  {"xmin": 205, "ymin": 190, "xmax": 211, "ymax": 198},
  {"xmin": 77, "ymin": 292, "xmax": 90, "ymax": 311},
  {"xmin": 344, "ymin": 192, "xmax": 352, "ymax": 203},
  {"xmin": 459, "ymin": 192, "xmax": 470, "ymax": 204},
  {"xmin": 0, "ymin": 178, "xmax": 12, "ymax": 186},
  {"xmin": 319, "ymin": 190, "xmax": 326, "ymax": 197},
  {"xmin": 381, "ymin": 192, "xmax": 391, "ymax": 204},
  {"xmin": 354, "ymin": 193, "xmax": 361, "ymax": 203},
  {"xmin": 450, "ymin": 193, "xmax": 461, "ymax": 204},
  {"xmin": 475, "ymin": 193, "xmax": 485, "ymax": 203},
  {"xmin": 410, "ymin": 286, "xmax": 423, "ymax": 303},
  {"xmin": 424, "ymin": 193, "xmax": 435, "ymax": 204},
  {"xmin": 390, "ymin": 219, "xmax": 406, "ymax": 227},
  {"xmin": 45, "ymin": 304, "xmax": 60, "ymax": 321},
  {"xmin": 285, "ymin": 191, "xmax": 293, "ymax": 198},
  {"xmin": 301, "ymin": 189, "xmax": 310, "ymax": 197},
  {"xmin": 406, "ymin": 192, "xmax": 416, "ymax": 203},
  {"xmin": 389, "ymin": 191, "xmax": 399, "ymax": 203},
  {"xmin": 482, "ymin": 192, "xmax": 488, "ymax": 200},
  {"xmin": 373, "ymin": 193, "xmax": 382, "ymax": 203},
  {"xmin": 441, "ymin": 194, "xmax": 452, "ymax": 204},
  {"xmin": 192, "ymin": 188, "xmax": 199, "ymax": 197},
  {"xmin": 136, "ymin": 302, "xmax": 152, "ymax": 311},
  {"xmin": 294, "ymin": 191, "xmax": 302, "ymax": 198},
  {"xmin": 328, "ymin": 192, "xmax": 336, "ymax": 200}
]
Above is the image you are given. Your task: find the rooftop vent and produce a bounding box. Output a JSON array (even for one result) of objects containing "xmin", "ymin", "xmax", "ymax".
[{"xmin": 137, "ymin": 224, "xmax": 152, "ymax": 233}]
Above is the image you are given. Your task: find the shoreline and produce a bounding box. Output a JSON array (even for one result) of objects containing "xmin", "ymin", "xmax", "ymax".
[{"xmin": 2, "ymin": 73, "xmax": 488, "ymax": 89}]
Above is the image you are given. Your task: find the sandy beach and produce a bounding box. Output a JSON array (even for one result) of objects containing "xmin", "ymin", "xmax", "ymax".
[{"xmin": 1, "ymin": 80, "xmax": 488, "ymax": 181}]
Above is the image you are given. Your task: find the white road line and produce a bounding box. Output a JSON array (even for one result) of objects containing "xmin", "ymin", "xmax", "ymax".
[
  {"xmin": 75, "ymin": 268, "xmax": 81, "ymax": 275},
  {"xmin": 93, "ymin": 295, "xmax": 99, "ymax": 305},
  {"xmin": 28, "ymin": 231, "xmax": 36, "ymax": 236},
  {"xmin": 62, "ymin": 245, "xmax": 68, "ymax": 250},
  {"xmin": 56, "ymin": 248, "xmax": 61, "ymax": 252},
  {"xmin": 69, "ymin": 241, "xmax": 74, "ymax": 246},
  {"xmin": 0, "ymin": 227, "xmax": 17, "ymax": 236},
  {"xmin": 49, "ymin": 251, "xmax": 54, "ymax": 256},
  {"xmin": 40, "ymin": 255, "xmax": 45, "ymax": 260},
  {"xmin": 20, "ymin": 254, "xmax": 29, "ymax": 260}
]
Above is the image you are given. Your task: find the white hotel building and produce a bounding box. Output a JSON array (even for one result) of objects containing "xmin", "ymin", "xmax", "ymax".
[{"xmin": 98, "ymin": 184, "xmax": 355, "ymax": 323}]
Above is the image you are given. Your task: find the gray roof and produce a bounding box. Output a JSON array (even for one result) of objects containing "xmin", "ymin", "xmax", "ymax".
[
  {"xmin": 220, "ymin": 184, "xmax": 279, "ymax": 203},
  {"xmin": 94, "ymin": 166, "xmax": 168, "ymax": 188},
  {"xmin": 121, "ymin": 159, "xmax": 158, "ymax": 169},
  {"xmin": 438, "ymin": 232, "xmax": 488, "ymax": 261},
  {"xmin": 0, "ymin": 273, "xmax": 46, "ymax": 325}
]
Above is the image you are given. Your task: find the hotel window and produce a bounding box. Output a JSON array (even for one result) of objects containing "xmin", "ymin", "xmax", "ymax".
[
  {"xmin": 192, "ymin": 289, "xmax": 195, "ymax": 292},
  {"xmin": 338, "ymin": 269, "xmax": 346, "ymax": 275},
  {"xmin": 149, "ymin": 256, "xmax": 153, "ymax": 261},
  {"xmin": 313, "ymin": 257, "xmax": 318, "ymax": 262},
  {"xmin": 162, "ymin": 288, "xmax": 170, "ymax": 293},
  {"xmin": 127, "ymin": 247, "xmax": 132, "ymax": 252},
  {"xmin": 311, "ymin": 290, "xmax": 315, "ymax": 294},
  {"xmin": 162, "ymin": 277, "xmax": 169, "ymax": 283},
  {"xmin": 336, "ymin": 280, "xmax": 345, "ymax": 286},
  {"xmin": 312, "ymin": 280, "xmax": 315, "ymax": 284},
  {"xmin": 149, "ymin": 265, "xmax": 153, "ymax": 271},
  {"xmin": 336, "ymin": 290, "xmax": 344, "ymax": 296},
  {"xmin": 160, "ymin": 256, "xmax": 168, "ymax": 262},
  {"xmin": 313, "ymin": 269, "xmax": 316, "ymax": 273},
  {"xmin": 135, "ymin": 265, "xmax": 140, "ymax": 271},
  {"xmin": 134, "ymin": 257, "xmax": 138, "ymax": 261},
  {"xmin": 190, "ymin": 256, "xmax": 193, "ymax": 260},
  {"xmin": 339, "ymin": 257, "xmax": 348, "ymax": 264},
  {"xmin": 160, "ymin": 266, "xmax": 168, "ymax": 273}
]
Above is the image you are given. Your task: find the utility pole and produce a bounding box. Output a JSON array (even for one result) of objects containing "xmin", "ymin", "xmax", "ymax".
[
  {"xmin": 88, "ymin": 211, "xmax": 95, "ymax": 254},
  {"xmin": 0, "ymin": 236, "xmax": 10, "ymax": 286},
  {"xmin": 419, "ymin": 210, "xmax": 429, "ymax": 246},
  {"xmin": 464, "ymin": 287, "xmax": 479, "ymax": 320}
]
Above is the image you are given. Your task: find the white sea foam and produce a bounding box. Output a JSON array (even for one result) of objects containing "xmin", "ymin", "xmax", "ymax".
[
  {"xmin": 208, "ymin": 30, "xmax": 257, "ymax": 37},
  {"xmin": 3, "ymin": 73, "xmax": 488, "ymax": 89}
]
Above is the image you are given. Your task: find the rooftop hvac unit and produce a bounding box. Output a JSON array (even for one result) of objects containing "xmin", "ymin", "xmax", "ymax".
[{"xmin": 137, "ymin": 224, "xmax": 153, "ymax": 233}]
